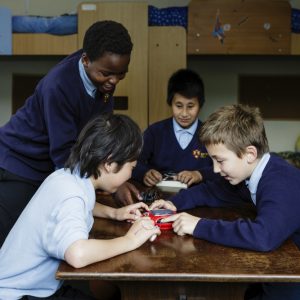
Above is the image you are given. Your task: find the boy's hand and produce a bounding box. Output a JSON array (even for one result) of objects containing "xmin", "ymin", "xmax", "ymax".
[
  {"xmin": 143, "ymin": 169, "xmax": 163, "ymax": 187},
  {"xmin": 149, "ymin": 199, "xmax": 177, "ymax": 211},
  {"xmin": 115, "ymin": 202, "xmax": 149, "ymax": 221},
  {"xmin": 176, "ymin": 170, "xmax": 203, "ymax": 186},
  {"xmin": 126, "ymin": 217, "xmax": 161, "ymax": 246},
  {"xmin": 162, "ymin": 212, "xmax": 200, "ymax": 236},
  {"xmin": 114, "ymin": 182, "xmax": 142, "ymax": 206}
]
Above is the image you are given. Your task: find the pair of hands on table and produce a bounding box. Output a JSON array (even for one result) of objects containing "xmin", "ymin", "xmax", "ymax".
[
  {"xmin": 149, "ymin": 199, "xmax": 201, "ymax": 236},
  {"xmin": 116, "ymin": 201, "xmax": 161, "ymax": 245},
  {"xmin": 111, "ymin": 183, "xmax": 201, "ymax": 240},
  {"xmin": 119, "ymin": 199, "xmax": 200, "ymax": 238},
  {"xmin": 143, "ymin": 169, "xmax": 203, "ymax": 187}
]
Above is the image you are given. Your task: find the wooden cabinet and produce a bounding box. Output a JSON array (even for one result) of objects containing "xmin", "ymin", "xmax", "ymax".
[
  {"xmin": 78, "ymin": 3, "xmax": 186, "ymax": 129},
  {"xmin": 291, "ymin": 33, "xmax": 300, "ymax": 55},
  {"xmin": 10, "ymin": 2, "xmax": 187, "ymax": 130},
  {"xmin": 187, "ymin": 0, "xmax": 291, "ymax": 55},
  {"xmin": 148, "ymin": 26, "xmax": 186, "ymax": 125},
  {"xmin": 78, "ymin": 2, "xmax": 149, "ymax": 130},
  {"xmin": 12, "ymin": 33, "xmax": 77, "ymax": 55}
]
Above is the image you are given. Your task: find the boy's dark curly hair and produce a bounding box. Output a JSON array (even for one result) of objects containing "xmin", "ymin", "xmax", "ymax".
[{"xmin": 83, "ymin": 20, "xmax": 133, "ymax": 61}]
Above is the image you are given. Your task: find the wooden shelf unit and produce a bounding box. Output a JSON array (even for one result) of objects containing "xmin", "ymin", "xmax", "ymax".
[{"xmin": 9, "ymin": 2, "xmax": 187, "ymax": 130}]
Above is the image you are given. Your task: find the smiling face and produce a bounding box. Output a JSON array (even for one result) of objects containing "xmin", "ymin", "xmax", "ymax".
[
  {"xmin": 171, "ymin": 93, "xmax": 200, "ymax": 129},
  {"xmin": 206, "ymin": 143, "xmax": 257, "ymax": 185},
  {"xmin": 82, "ymin": 51, "xmax": 130, "ymax": 95},
  {"xmin": 92, "ymin": 161, "xmax": 137, "ymax": 193}
]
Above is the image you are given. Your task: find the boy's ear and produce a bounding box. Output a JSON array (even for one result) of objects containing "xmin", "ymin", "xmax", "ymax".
[
  {"xmin": 103, "ymin": 162, "xmax": 112, "ymax": 173},
  {"xmin": 81, "ymin": 53, "xmax": 90, "ymax": 68},
  {"xmin": 245, "ymin": 145, "xmax": 258, "ymax": 163},
  {"xmin": 103, "ymin": 161, "xmax": 117, "ymax": 173}
]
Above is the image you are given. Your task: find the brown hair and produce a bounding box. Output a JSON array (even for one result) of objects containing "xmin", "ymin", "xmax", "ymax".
[{"xmin": 199, "ymin": 104, "xmax": 269, "ymax": 158}]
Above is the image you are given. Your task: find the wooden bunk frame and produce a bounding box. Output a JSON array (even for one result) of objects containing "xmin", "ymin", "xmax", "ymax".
[
  {"xmin": 11, "ymin": 2, "xmax": 186, "ymax": 129},
  {"xmin": 12, "ymin": 33, "xmax": 77, "ymax": 55}
]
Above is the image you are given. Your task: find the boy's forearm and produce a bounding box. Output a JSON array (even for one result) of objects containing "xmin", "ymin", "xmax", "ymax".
[
  {"xmin": 93, "ymin": 202, "xmax": 116, "ymax": 219},
  {"xmin": 65, "ymin": 236, "xmax": 135, "ymax": 268},
  {"xmin": 171, "ymin": 179, "xmax": 236, "ymax": 210},
  {"xmin": 193, "ymin": 217, "xmax": 279, "ymax": 252},
  {"xmin": 170, "ymin": 185, "xmax": 203, "ymax": 210}
]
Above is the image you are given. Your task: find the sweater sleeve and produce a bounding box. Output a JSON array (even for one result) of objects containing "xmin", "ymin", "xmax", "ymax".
[
  {"xmin": 170, "ymin": 178, "xmax": 248, "ymax": 211},
  {"xmin": 42, "ymin": 82, "xmax": 80, "ymax": 169},
  {"xmin": 132, "ymin": 126, "xmax": 156, "ymax": 182},
  {"xmin": 192, "ymin": 169, "xmax": 300, "ymax": 252}
]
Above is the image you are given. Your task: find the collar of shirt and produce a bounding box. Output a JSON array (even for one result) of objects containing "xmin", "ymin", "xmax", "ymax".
[
  {"xmin": 78, "ymin": 58, "xmax": 97, "ymax": 98},
  {"xmin": 173, "ymin": 118, "xmax": 198, "ymax": 149},
  {"xmin": 173, "ymin": 118, "xmax": 198, "ymax": 136},
  {"xmin": 247, "ymin": 152, "xmax": 271, "ymax": 205}
]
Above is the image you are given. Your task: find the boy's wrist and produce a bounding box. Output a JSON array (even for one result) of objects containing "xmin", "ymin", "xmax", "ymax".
[
  {"xmin": 196, "ymin": 171, "xmax": 203, "ymax": 183},
  {"xmin": 106, "ymin": 206, "xmax": 117, "ymax": 220},
  {"xmin": 123, "ymin": 233, "xmax": 139, "ymax": 251}
]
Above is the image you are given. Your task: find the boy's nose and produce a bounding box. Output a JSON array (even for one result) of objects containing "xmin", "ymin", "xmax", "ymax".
[
  {"xmin": 181, "ymin": 108, "xmax": 188, "ymax": 116},
  {"xmin": 108, "ymin": 74, "xmax": 120, "ymax": 85}
]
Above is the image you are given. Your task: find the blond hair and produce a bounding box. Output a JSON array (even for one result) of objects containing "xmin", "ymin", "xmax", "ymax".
[{"xmin": 199, "ymin": 104, "xmax": 269, "ymax": 158}]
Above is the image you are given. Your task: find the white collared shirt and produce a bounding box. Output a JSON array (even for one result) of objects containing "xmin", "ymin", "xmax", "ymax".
[
  {"xmin": 173, "ymin": 118, "xmax": 198, "ymax": 149},
  {"xmin": 78, "ymin": 58, "xmax": 97, "ymax": 98},
  {"xmin": 246, "ymin": 153, "xmax": 271, "ymax": 205}
]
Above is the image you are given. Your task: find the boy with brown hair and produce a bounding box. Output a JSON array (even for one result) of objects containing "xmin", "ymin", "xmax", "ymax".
[{"xmin": 151, "ymin": 104, "xmax": 300, "ymax": 300}]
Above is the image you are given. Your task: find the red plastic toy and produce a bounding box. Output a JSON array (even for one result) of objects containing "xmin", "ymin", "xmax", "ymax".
[{"xmin": 146, "ymin": 209, "xmax": 175, "ymax": 230}]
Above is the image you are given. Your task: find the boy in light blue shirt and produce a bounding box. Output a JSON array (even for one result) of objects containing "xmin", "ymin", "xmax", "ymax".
[{"xmin": 0, "ymin": 114, "xmax": 160, "ymax": 300}]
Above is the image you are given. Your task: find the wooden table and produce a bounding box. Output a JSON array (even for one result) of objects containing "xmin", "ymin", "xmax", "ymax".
[{"xmin": 56, "ymin": 203, "xmax": 300, "ymax": 300}]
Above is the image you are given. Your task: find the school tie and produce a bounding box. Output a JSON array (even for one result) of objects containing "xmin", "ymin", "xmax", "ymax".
[{"xmin": 94, "ymin": 89, "xmax": 110, "ymax": 103}]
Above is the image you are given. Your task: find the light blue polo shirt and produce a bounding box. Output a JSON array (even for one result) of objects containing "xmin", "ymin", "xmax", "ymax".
[
  {"xmin": 173, "ymin": 118, "xmax": 198, "ymax": 149},
  {"xmin": 246, "ymin": 153, "xmax": 271, "ymax": 205},
  {"xmin": 0, "ymin": 168, "xmax": 95, "ymax": 300},
  {"xmin": 78, "ymin": 58, "xmax": 97, "ymax": 98}
]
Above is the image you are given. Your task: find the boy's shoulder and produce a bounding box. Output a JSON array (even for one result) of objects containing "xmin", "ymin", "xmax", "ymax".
[
  {"xmin": 263, "ymin": 153, "xmax": 300, "ymax": 181},
  {"xmin": 40, "ymin": 50, "xmax": 82, "ymax": 86},
  {"xmin": 55, "ymin": 49, "xmax": 83, "ymax": 69},
  {"xmin": 42, "ymin": 169, "xmax": 84, "ymax": 194},
  {"xmin": 146, "ymin": 117, "xmax": 173, "ymax": 132}
]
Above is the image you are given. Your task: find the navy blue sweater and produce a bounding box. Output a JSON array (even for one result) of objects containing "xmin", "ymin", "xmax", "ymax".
[
  {"xmin": 132, "ymin": 118, "xmax": 214, "ymax": 182},
  {"xmin": 171, "ymin": 154, "xmax": 300, "ymax": 251},
  {"xmin": 0, "ymin": 50, "xmax": 113, "ymax": 182}
]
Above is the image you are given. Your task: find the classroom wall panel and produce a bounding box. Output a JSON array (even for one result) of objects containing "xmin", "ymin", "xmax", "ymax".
[
  {"xmin": 148, "ymin": 26, "xmax": 186, "ymax": 125},
  {"xmin": 78, "ymin": 2, "xmax": 148, "ymax": 130}
]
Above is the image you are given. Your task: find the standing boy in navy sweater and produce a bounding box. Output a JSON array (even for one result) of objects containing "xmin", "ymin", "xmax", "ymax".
[
  {"xmin": 151, "ymin": 104, "xmax": 300, "ymax": 300},
  {"xmin": 132, "ymin": 69, "xmax": 214, "ymax": 187},
  {"xmin": 0, "ymin": 20, "xmax": 140, "ymax": 247}
]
